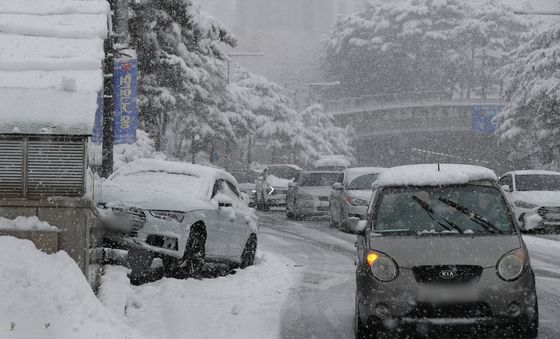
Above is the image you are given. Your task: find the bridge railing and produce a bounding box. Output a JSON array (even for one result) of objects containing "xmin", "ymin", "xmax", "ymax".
[{"xmin": 323, "ymin": 91, "xmax": 503, "ymax": 114}]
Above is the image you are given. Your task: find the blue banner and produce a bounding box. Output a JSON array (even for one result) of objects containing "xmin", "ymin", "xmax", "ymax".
[
  {"xmin": 471, "ymin": 104, "xmax": 503, "ymax": 134},
  {"xmin": 91, "ymin": 56, "xmax": 138, "ymax": 144},
  {"xmin": 113, "ymin": 57, "xmax": 138, "ymax": 144}
]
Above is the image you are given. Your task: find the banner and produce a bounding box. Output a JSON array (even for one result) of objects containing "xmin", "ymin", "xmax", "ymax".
[
  {"xmin": 91, "ymin": 55, "xmax": 138, "ymax": 144},
  {"xmin": 113, "ymin": 57, "xmax": 138, "ymax": 144},
  {"xmin": 471, "ymin": 104, "xmax": 504, "ymax": 134}
]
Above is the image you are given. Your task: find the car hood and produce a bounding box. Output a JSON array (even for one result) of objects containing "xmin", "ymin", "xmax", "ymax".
[
  {"xmin": 368, "ymin": 235, "xmax": 521, "ymax": 268},
  {"xmin": 100, "ymin": 182, "xmax": 213, "ymax": 212},
  {"xmin": 346, "ymin": 190, "xmax": 372, "ymax": 201},
  {"xmin": 512, "ymin": 191, "xmax": 560, "ymax": 206},
  {"xmin": 300, "ymin": 186, "xmax": 331, "ymax": 197}
]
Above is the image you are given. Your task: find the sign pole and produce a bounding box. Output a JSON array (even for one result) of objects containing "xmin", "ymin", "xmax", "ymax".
[{"xmin": 101, "ymin": 1, "xmax": 115, "ymax": 178}]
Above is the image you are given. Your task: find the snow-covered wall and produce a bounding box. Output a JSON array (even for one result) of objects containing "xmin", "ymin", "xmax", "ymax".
[{"xmin": 0, "ymin": 0, "xmax": 109, "ymax": 135}]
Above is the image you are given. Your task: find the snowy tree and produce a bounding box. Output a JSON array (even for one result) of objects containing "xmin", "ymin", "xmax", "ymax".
[
  {"xmin": 128, "ymin": 0, "xmax": 236, "ymax": 157},
  {"xmin": 494, "ymin": 25, "xmax": 560, "ymax": 168},
  {"xmin": 323, "ymin": 0, "xmax": 529, "ymax": 99}
]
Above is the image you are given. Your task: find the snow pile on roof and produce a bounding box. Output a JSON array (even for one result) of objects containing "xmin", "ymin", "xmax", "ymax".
[
  {"xmin": 314, "ymin": 155, "xmax": 352, "ymax": 169},
  {"xmin": 510, "ymin": 170, "xmax": 560, "ymax": 176},
  {"xmin": 0, "ymin": 216, "xmax": 57, "ymax": 231},
  {"xmin": 0, "ymin": 0, "xmax": 109, "ymax": 135},
  {"xmin": 100, "ymin": 251, "xmax": 299, "ymax": 339},
  {"xmin": 0, "ymin": 236, "xmax": 144, "ymax": 339},
  {"xmin": 377, "ymin": 164, "xmax": 497, "ymax": 187}
]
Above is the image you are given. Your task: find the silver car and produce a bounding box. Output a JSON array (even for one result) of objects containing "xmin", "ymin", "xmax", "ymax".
[
  {"xmin": 254, "ymin": 164, "xmax": 302, "ymax": 210},
  {"xmin": 329, "ymin": 167, "xmax": 385, "ymax": 231},
  {"xmin": 354, "ymin": 164, "xmax": 538, "ymax": 338},
  {"xmin": 286, "ymin": 171, "xmax": 340, "ymax": 219}
]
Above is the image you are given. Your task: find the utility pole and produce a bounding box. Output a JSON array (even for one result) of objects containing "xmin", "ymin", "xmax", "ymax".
[{"xmin": 101, "ymin": 0, "xmax": 116, "ymax": 178}]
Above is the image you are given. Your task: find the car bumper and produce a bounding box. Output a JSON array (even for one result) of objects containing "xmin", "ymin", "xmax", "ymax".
[
  {"xmin": 295, "ymin": 198, "xmax": 330, "ymax": 216},
  {"xmin": 357, "ymin": 267, "xmax": 537, "ymax": 329}
]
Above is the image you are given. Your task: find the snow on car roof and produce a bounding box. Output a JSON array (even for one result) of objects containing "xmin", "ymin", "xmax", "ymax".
[
  {"xmin": 376, "ymin": 164, "xmax": 497, "ymax": 187},
  {"xmin": 314, "ymin": 156, "xmax": 352, "ymax": 168},
  {"xmin": 0, "ymin": 0, "xmax": 109, "ymax": 135},
  {"xmin": 508, "ymin": 170, "xmax": 560, "ymax": 176},
  {"xmin": 267, "ymin": 164, "xmax": 302, "ymax": 170},
  {"xmin": 109, "ymin": 158, "xmax": 237, "ymax": 185},
  {"xmin": 346, "ymin": 166, "xmax": 385, "ymax": 177}
]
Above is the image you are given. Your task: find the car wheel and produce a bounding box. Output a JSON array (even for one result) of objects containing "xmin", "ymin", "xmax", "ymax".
[
  {"xmin": 163, "ymin": 222, "xmax": 207, "ymax": 279},
  {"xmin": 354, "ymin": 293, "xmax": 377, "ymax": 339},
  {"xmin": 127, "ymin": 247, "xmax": 154, "ymax": 272},
  {"xmin": 240, "ymin": 234, "xmax": 258, "ymax": 268}
]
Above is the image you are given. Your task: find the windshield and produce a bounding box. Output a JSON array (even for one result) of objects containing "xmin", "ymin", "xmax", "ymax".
[
  {"xmin": 516, "ymin": 174, "xmax": 560, "ymax": 191},
  {"xmin": 300, "ymin": 173, "xmax": 340, "ymax": 187},
  {"xmin": 347, "ymin": 174, "xmax": 379, "ymax": 190},
  {"xmin": 374, "ymin": 185, "xmax": 514, "ymax": 235},
  {"xmin": 267, "ymin": 167, "xmax": 300, "ymax": 180}
]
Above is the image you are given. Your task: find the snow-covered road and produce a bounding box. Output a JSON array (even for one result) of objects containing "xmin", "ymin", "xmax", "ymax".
[{"xmin": 258, "ymin": 212, "xmax": 560, "ymax": 339}]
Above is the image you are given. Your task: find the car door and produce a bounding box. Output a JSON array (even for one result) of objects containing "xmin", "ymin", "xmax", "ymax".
[
  {"xmin": 224, "ymin": 180, "xmax": 252, "ymax": 256},
  {"xmin": 205, "ymin": 179, "xmax": 231, "ymax": 258}
]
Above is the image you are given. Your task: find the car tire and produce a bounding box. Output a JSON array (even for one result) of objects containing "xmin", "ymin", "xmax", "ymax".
[
  {"xmin": 354, "ymin": 294, "xmax": 377, "ymax": 339},
  {"xmin": 127, "ymin": 247, "xmax": 154, "ymax": 272},
  {"xmin": 163, "ymin": 222, "xmax": 207, "ymax": 279},
  {"xmin": 240, "ymin": 234, "xmax": 258, "ymax": 268}
]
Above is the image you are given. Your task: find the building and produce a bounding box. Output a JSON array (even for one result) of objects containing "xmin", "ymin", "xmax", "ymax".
[{"xmin": 0, "ymin": 0, "xmax": 109, "ymax": 287}]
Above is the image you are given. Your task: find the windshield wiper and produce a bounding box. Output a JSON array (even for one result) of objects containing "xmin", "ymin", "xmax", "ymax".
[
  {"xmin": 437, "ymin": 197, "xmax": 503, "ymax": 234},
  {"xmin": 412, "ymin": 195, "xmax": 463, "ymax": 234}
]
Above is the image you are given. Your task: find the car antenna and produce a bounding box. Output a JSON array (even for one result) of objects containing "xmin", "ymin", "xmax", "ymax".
[{"xmin": 437, "ymin": 163, "xmax": 440, "ymax": 172}]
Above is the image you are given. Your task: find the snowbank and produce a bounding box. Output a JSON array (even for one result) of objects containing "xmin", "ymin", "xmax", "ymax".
[
  {"xmin": 0, "ymin": 216, "xmax": 57, "ymax": 231},
  {"xmin": 377, "ymin": 164, "xmax": 497, "ymax": 187},
  {"xmin": 100, "ymin": 251, "xmax": 298, "ymax": 339},
  {"xmin": 0, "ymin": 236, "xmax": 144, "ymax": 339}
]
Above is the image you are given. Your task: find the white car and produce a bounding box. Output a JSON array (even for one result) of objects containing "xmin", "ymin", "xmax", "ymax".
[
  {"xmin": 254, "ymin": 164, "xmax": 301, "ymax": 210},
  {"xmin": 97, "ymin": 159, "xmax": 259, "ymax": 277},
  {"xmin": 499, "ymin": 170, "xmax": 560, "ymax": 231}
]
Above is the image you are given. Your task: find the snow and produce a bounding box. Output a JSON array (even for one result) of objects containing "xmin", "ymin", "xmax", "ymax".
[
  {"xmin": 0, "ymin": 0, "xmax": 108, "ymax": 135},
  {"xmin": 509, "ymin": 170, "xmax": 560, "ymax": 176},
  {"xmin": 524, "ymin": 213, "xmax": 543, "ymax": 231},
  {"xmin": 0, "ymin": 216, "xmax": 57, "ymax": 231},
  {"xmin": 376, "ymin": 164, "xmax": 498, "ymax": 187},
  {"xmin": 266, "ymin": 174, "xmax": 293, "ymax": 189},
  {"xmin": 100, "ymin": 251, "xmax": 298, "ymax": 339},
  {"xmin": 314, "ymin": 155, "xmax": 352, "ymax": 169},
  {"xmin": 0, "ymin": 236, "xmax": 143, "ymax": 339}
]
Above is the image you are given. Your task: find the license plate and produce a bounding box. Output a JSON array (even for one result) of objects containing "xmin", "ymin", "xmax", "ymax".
[{"xmin": 417, "ymin": 285, "xmax": 479, "ymax": 303}]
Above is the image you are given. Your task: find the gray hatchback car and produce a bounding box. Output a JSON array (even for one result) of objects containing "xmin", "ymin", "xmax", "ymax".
[{"xmin": 353, "ymin": 164, "xmax": 538, "ymax": 338}]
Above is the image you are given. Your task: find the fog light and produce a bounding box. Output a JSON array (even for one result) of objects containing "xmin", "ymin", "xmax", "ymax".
[
  {"xmin": 507, "ymin": 302, "xmax": 521, "ymax": 317},
  {"xmin": 375, "ymin": 303, "xmax": 390, "ymax": 319}
]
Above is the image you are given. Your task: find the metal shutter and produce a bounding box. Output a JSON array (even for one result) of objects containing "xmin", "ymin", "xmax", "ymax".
[
  {"xmin": 26, "ymin": 139, "xmax": 85, "ymax": 198},
  {"xmin": 0, "ymin": 139, "xmax": 24, "ymax": 197}
]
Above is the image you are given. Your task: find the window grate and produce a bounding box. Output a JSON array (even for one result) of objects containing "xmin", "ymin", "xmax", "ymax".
[{"xmin": 0, "ymin": 136, "xmax": 86, "ymax": 199}]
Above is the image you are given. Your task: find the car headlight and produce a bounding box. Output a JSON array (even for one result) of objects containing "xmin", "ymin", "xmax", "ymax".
[
  {"xmin": 366, "ymin": 251, "xmax": 398, "ymax": 282},
  {"xmin": 514, "ymin": 200, "xmax": 538, "ymax": 209},
  {"xmin": 347, "ymin": 196, "xmax": 369, "ymax": 206},
  {"xmin": 149, "ymin": 210, "xmax": 185, "ymax": 223},
  {"xmin": 497, "ymin": 248, "xmax": 527, "ymax": 281}
]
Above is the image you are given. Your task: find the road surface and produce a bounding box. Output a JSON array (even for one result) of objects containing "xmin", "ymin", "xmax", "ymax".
[{"xmin": 257, "ymin": 211, "xmax": 560, "ymax": 339}]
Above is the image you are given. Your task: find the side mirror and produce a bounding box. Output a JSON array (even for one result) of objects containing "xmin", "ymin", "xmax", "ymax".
[
  {"xmin": 501, "ymin": 185, "xmax": 511, "ymax": 192},
  {"xmin": 332, "ymin": 182, "xmax": 343, "ymax": 190},
  {"xmin": 341, "ymin": 217, "xmax": 366, "ymax": 235},
  {"xmin": 288, "ymin": 181, "xmax": 298, "ymax": 188},
  {"xmin": 523, "ymin": 213, "xmax": 542, "ymax": 231},
  {"xmin": 257, "ymin": 176, "xmax": 264, "ymax": 181}
]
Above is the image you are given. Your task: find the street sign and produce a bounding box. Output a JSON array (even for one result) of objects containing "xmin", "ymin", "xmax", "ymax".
[
  {"xmin": 113, "ymin": 57, "xmax": 138, "ymax": 144},
  {"xmin": 471, "ymin": 104, "xmax": 504, "ymax": 134}
]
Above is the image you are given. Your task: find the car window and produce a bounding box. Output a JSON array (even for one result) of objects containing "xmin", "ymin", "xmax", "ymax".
[
  {"xmin": 498, "ymin": 175, "xmax": 513, "ymax": 191},
  {"xmin": 373, "ymin": 185, "xmax": 514, "ymax": 235},
  {"xmin": 515, "ymin": 174, "xmax": 560, "ymax": 191},
  {"xmin": 347, "ymin": 174, "xmax": 379, "ymax": 190},
  {"xmin": 226, "ymin": 181, "xmax": 241, "ymax": 198},
  {"xmin": 300, "ymin": 173, "xmax": 340, "ymax": 187}
]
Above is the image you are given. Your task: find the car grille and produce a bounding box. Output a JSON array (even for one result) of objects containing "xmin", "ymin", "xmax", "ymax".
[
  {"xmin": 318, "ymin": 196, "xmax": 329, "ymax": 202},
  {"xmin": 406, "ymin": 302, "xmax": 492, "ymax": 319},
  {"xmin": 537, "ymin": 207, "xmax": 560, "ymax": 223},
  {"xmin": 412, "ymin": 265, "xmax": 483, "ymax": 284},
  {"xmin": 125, "ymin": 207, "xmax": 147, "ymax": 237}
]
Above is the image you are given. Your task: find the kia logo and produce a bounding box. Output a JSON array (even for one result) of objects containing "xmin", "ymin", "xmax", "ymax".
[{"xmin": 439, "ymin": 270, "xmax": 458, "ymax": 279}]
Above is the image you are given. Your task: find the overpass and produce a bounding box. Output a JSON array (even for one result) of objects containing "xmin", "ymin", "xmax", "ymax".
[{"xmin": 322, "ymin": 92, "xmax": 522, "ymax": 174}]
